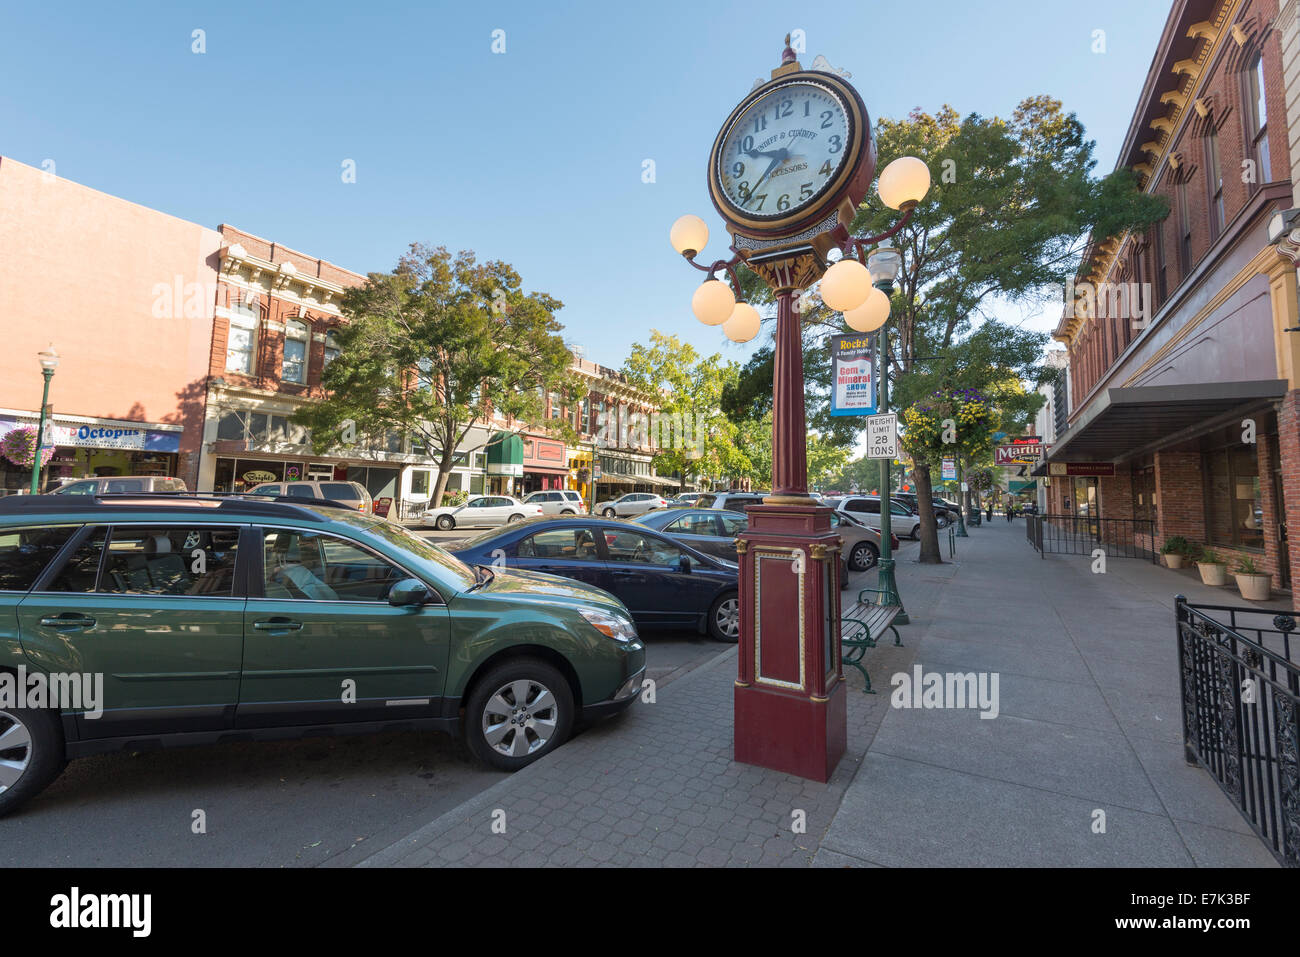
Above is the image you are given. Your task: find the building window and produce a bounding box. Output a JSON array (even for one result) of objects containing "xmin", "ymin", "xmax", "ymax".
[
  {"xmin": 323, "ymin": 330, "xmax": 340, "ymax": 369},
  {"xmin": 411, "ymin": 470, "xmax": 430, "ymax": 496},
  {"xmin": 417, "ymin": 357, "xmax": 434, "ymax": 394},
  {"xmin": 1132, "ymin": 457, "xmax": 1156, "ymax": 522},
  {"xmin": 1244, "ymin": 55, "xmax": 1271, "ymax": 184},
  {"xmin": 282, "ymin": 319, "xmax": 308, "ymax": 384},
  {"xmin": 1202, "ymin": 439, "xmax": 1263, "ymax": 549},
  {"xmin": 1153, "ymin": 226, "xmax": 1168, "ymax": 305},
  {"xmin": 1205, "ymin": 128, "xmax": 1225, "ymax": 239},
  {"xmin": 549, "ymin": 393, "xmax": 562, "ymax": 420},
  {"xmin": 227, "ymin": 305, "xmax": 259, "ymax": 374},
  {"xmin": 1176, "ymin": 180, "xmax": 1192, "ymax": 276}
]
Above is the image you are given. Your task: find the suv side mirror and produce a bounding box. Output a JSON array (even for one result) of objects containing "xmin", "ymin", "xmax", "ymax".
[{"xmin": 389, "ymin": 578, "xmax": 431, "ymax": 607}]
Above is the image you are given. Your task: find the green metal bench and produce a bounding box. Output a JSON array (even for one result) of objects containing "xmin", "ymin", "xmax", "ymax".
[{"xmin": 840, "ymin": 587, "xmax": 903, "ymax": 695}]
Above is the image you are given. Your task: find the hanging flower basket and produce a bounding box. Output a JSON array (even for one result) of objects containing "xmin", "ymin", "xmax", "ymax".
[{"xmin": 1, "ymin": 427, "xmax": 54, "ymax": 469}]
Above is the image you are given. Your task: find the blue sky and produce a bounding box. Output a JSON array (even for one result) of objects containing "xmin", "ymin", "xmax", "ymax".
[{"xmin": 1, "ymin": 0, "xmax": 1171, "ymax": 370}]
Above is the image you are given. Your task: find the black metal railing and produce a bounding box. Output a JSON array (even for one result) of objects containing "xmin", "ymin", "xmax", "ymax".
[
  {"xmin": 1025, "ymin": 513, "xmax": 1157, "ymax": 562},
  {"xmin": 1176, "ymin": 596, "xmax": 1300, "ymax": 867}
]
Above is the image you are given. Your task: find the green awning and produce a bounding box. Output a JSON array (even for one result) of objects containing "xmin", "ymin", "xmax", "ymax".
[
  {"xmin": 1008, "ymin": 480, "xmax": 1037, "ymax": 493},
  {"xmin": 486, "ymin": 432, "xmax": 523, "ymax": 476}
]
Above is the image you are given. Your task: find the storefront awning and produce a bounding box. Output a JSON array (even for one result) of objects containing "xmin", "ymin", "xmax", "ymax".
[
  {"xmin": 1047, "ymin": 380, "xmax": 1287, "ymax": 463},
  {"xmin": 1009, "ymin": 480, "xmax": 1037, "ymax": 493},
  {"xmin": 486, "ymin": 432, "xmax": 523, "ymax": 476}
]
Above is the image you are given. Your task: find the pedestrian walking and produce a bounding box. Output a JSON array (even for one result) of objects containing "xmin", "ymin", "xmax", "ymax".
[
  {"xmin": 985, "ymin": 503, "xmax": 993, "ymax": 522},
  {"xmin": 1005, "ymin": 503, "xmax": 1014, "ymax": 522}
]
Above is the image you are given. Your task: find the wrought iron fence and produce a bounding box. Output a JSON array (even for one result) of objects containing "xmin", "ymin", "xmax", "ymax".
[
  {"xmin": 1176, "ymin": 596, "xmax": 1300, "ymax": 867},
  {"xmin": 1025, "ymin": 513, "xmax": 1156, "ymax": 562}
]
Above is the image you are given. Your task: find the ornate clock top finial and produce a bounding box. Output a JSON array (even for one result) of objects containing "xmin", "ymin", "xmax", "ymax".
[{"xmin": 781, "ymin": 33, "xmax": 796, "ymax": 65}]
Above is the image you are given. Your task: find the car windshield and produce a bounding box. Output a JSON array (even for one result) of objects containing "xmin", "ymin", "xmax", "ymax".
[{"xmin": 339, "ymin": 515, "xmax": 478, "ymax": 592}]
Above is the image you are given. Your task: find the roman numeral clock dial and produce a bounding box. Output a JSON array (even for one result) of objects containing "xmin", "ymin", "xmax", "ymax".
[{"xmin": 715, "ymin": 80, "xmax": 851, "ymax": 221}]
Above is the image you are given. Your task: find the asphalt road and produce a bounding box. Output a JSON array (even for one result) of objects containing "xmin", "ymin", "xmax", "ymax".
[{"xmin": 0, "ymin": 525, "xmax": 891, "ymax": 866}]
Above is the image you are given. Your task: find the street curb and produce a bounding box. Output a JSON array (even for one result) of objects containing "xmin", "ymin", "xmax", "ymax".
[{"xmin": 354, "ymin": 644, "xmax": 740, "ymax": 867}]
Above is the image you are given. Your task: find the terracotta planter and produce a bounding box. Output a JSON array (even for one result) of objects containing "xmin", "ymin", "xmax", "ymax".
[
  {"xmin": 1234, "ymin": 573, "xmax": 1271, "ymax": 601},
  {"xmin": 1196, "ymin": 562, "xmax": 1227, "ymax": 586},
  {"xmin": 1163, "ymin": 553, "xmax": 1185, "ymax": 569}
]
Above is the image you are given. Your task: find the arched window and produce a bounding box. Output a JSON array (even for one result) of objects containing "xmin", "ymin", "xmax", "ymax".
[{"xmin": 283, "ymin": 319, "xmax": 309, "ymax": 384}]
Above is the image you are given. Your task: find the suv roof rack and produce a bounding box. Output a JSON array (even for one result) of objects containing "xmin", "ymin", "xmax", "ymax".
[{"xmin": 0, "ymin": 492, "xmax": 360, "ymax": 521}]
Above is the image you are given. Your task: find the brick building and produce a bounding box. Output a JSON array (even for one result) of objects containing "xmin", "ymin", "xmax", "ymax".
[
  {"xmin": 197, "ymin": 227, "xmax": 426, "ymax": 501},
  {"xmin": 1043, "ymin": 0, "xmax": 1300, "ymax": 598}
]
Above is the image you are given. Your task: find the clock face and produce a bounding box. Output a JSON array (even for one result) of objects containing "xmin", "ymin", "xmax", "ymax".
[{"xmin": 715, "ymin": 80, "xmax": 852, "ymax": 221}]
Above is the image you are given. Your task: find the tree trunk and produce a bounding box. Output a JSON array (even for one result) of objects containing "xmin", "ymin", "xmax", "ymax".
[
  {"xmin": 431, "ymin": 446, "xmax": 457, "ymax": 507},
  {"xmin": 915, "ymin": 462, "xmax": 943, "ymax": 564}
]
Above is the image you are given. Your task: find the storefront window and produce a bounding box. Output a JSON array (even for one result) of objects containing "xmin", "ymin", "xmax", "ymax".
[
  {"xmin": 1203, "ymin": 441, "xmax": 1263, "ymax": 549},
  {"xmin": 411, "ymin": 470, "xmax": 430, "ymax": 496},
  {"xmin": 283, "ymin": 320, "xmax": 308, "ymax": 384}
]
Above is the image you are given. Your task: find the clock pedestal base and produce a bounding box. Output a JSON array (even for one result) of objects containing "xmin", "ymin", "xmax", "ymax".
[{"xmin": 733, "ymin": 502, "xmax": 846, "ymax": 783}]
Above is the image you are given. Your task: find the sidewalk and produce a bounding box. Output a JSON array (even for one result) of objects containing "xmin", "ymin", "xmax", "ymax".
[{"xmin": 358, "ymin": 521, "xmax": 1278, "ymax": 867}]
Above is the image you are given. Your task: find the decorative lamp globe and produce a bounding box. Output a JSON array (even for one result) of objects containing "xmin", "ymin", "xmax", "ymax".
[
  {"xmin": 820, "ymin": 259, "xmax": 872, "ymax": 312},
  {"xmin": 843, "ymin": 287, "xmax": 890, "ymax": 332},
  {"xmin": 691, "ymin": 278, "xmax": 735, "ymax": 326},
  {"xmin": 669, "ymin": 215, "xmax": 709, "ymax": 257},
  {"xmin": 723, "ymin": 302, "xmax": 761, "ymax": 343},
  {"xmin": 877, "ymin": 156, "xmax": 931, "ymax": 211}
]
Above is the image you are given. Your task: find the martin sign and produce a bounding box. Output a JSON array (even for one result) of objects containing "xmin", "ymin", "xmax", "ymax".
[{"xmin": 995, "ymin": 438, "xmax": 1045, "ymax": 466}]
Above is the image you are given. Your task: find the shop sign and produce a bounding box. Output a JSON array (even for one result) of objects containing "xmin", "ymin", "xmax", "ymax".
[
  {"xmin": 1047, "ymin": 462, "xmax": 1115, "ymax": 477},
  {"xmin": 242, "ymin": 470, "xmax": 277, "ymax": 484},
  {"xmin": 941, "ymin": 457, "xmax": 957, "ymax": 480}
]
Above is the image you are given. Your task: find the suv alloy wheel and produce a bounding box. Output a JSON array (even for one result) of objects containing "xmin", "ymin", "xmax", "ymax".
[
  {"xmin": 465, "ymin": 659, "xmax": 575, "ymax": 771},
  {"xmin": 0, "ymin": 705, "xmax": 65, "ymax": 818}
]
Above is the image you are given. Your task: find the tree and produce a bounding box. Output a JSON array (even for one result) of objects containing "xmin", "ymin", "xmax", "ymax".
[
  {"xmin": 295, "ymin": 244, "xmax": 582, "ymax": 506},
  {"xmin": 847, "ymin": 97, "xmax": 1167, "ymax": 562},
  {"xmin": 620, "ymin": 330, "xmax": 747, "ymax": 488}
]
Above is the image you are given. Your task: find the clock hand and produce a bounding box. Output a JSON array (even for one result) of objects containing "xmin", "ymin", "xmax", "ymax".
[{"xmin": 742, "ymin": 149, "xmax": 790, "ymax": 207}]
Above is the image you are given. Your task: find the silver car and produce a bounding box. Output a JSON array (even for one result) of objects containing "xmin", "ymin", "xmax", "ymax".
[{"xmin": 594, "ymin": 492, "xmax": 668, "ymax": 518}]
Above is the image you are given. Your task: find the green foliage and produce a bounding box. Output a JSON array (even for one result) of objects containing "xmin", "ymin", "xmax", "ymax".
[
  {"xmin": 620, "ymin": 330, "xmax": 747, "ymax": 486},
  {"xmin": 293, "ymin": 244, "xmax": 582, "ymax": 506},
  {"xmin": 1235, "ymin": 555, "xmax": 1261, "ymax": 575},
  {"xmin": 1197, "ymin": 547, "xmax": 1223, "ymax": 566},
  {"xmin": 1160, "ymin": 535, "xmax": 1192, "ymax": 556}
]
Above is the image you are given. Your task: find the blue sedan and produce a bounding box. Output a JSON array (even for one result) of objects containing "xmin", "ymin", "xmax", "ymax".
[{"xmin": 450, "ymin": 517, "xmax": 741, "ymax": 642}]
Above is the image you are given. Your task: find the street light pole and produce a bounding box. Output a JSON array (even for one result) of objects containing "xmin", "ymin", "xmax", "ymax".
[
  {"xmin": 956, "ymin": 450, "xmax": 969, "ymax": 537},
  {"xmin": 30, "ymin": 346, "xmax": 60, "ymax": 495},
  {"xmin": 873, "ymin": 293, "xmax": 908, "ymax": 622}
]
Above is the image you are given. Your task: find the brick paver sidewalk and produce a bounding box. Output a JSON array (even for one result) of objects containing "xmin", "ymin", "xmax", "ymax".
[{"xmin": 358, "ymin": 522, "xmax": 1277, "ymax": 867}]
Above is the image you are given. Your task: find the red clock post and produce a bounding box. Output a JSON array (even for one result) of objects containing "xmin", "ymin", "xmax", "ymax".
[{"xmin": 670, "ymin": 38, "xmax": 930, "ymax": 781}]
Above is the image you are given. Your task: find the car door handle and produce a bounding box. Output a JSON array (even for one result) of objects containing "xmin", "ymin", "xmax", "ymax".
[
  {"xmin": 254, "ymin": 619, "xmax": 304, "ymax": 631},
  {"xmin": 39, "ymin": 614, "xmax": 96, "ymax": 629}
]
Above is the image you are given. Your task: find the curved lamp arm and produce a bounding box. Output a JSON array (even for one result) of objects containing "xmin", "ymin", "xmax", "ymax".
[{"xmin": 842, "ymin": 205, "xmax": 917, "ymax": 263}]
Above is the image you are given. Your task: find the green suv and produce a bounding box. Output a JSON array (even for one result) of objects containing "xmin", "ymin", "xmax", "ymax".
[{"xmin": 0, "ymin": 494, "xmax": 645, "ymax": 816}]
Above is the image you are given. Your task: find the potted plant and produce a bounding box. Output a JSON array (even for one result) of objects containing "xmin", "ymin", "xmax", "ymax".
[
  {"xmin": 1195, "ymin": 548, "xmax": 1228, "ymax": 586},
  {"xmin": 1233, "ymin": 556, "xmax": 1271, "ymax": 601},
  {"xmin": 1161, "ymin": 536, "xmax": 1191, "ymax": 569}
]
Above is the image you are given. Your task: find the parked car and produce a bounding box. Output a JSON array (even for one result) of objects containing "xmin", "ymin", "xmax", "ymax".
[
  {"xmin": 522, "ymin": 489, "xmax": 588, "ymax": 516},
  {"xmin": 451, "ymin": 517, "xmax": 740, "ymax": 642},
  {"xmin": 892, "ymin": 492, "xmax": 959, "ymax": 528},
  {"xmin": 674, "ymin": 492, "xmax": 704, "ymax": 507},
  {"xmin": 633, "ymin": 506, "xmax": 893, "ymax": 573},
  {"xmin": 825, "ymin": 495, "xmax": 922, "ymax": 540},
  {"xmin": 52, "ymin": 476, "xmax": 187, "ymax": 495},
  {"xmin": 593, "ymin": 492, "xmax": 668, "ymax": 518},
  {"xmin": 247, "ymin": 479, "xmax": 372, "ymax": 514},
  {"xmin": 0, "ymin": 492, "xmax": 645, "ymax": 815},
  {"xmin": 696, "ymin": 490, "xmax": 770, "ymax": 512},
  {"xmin": 422, "ymin": 494, "xmax": 542, "ymax": 530}
]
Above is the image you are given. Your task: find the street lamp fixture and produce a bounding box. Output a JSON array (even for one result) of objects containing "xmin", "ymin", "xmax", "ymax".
[{"xmin": 31, "ymin": 344, "xmax": 59, "ymax": 495}]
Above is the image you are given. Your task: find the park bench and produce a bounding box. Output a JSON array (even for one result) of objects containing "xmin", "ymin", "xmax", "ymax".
[{"xmin": 840, "ymin": 587, "xmax": 902, "ymax": 694}]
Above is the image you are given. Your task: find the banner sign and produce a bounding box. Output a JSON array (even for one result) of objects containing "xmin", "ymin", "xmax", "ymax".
[
  {"xmin": 941, "ymin": 457, "xmax": 957, "ymax": 480},
  {"xmin": 1047, "ymin": 462, "xmax": 1115, "ymax": 477},
  {"xmin": 865, "ymin": 413, "xmax": 897, "ymax": 459},
  {"xmin": 829, "ymin": 334, "xmax": 876, "ymax": 417}
]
